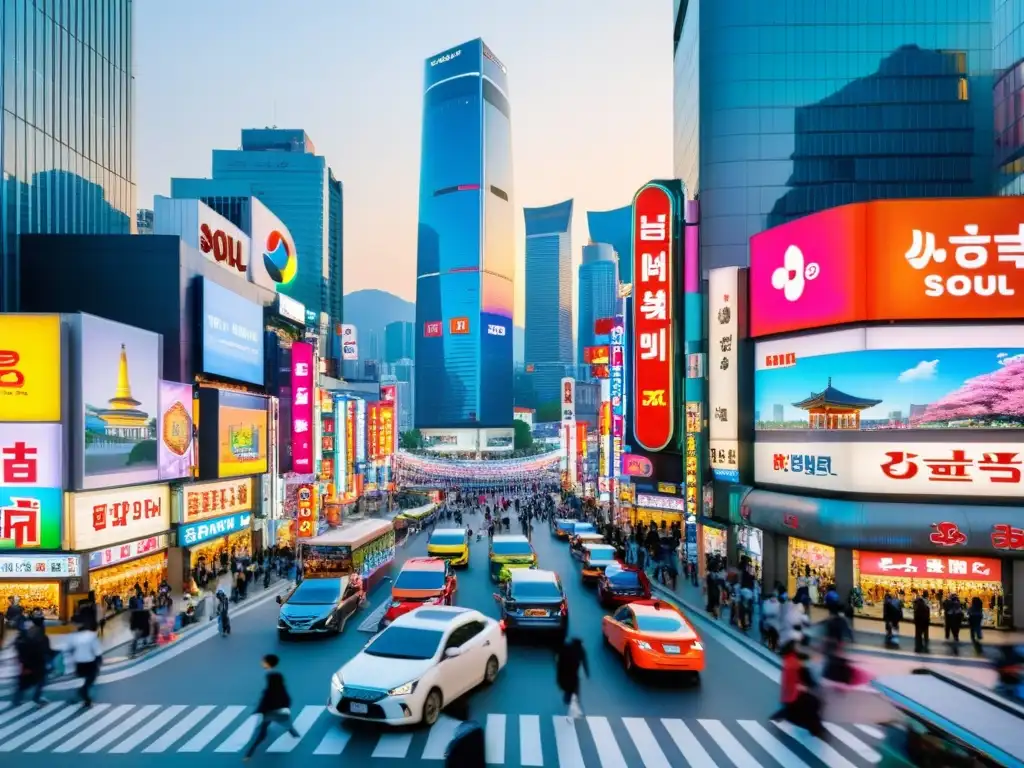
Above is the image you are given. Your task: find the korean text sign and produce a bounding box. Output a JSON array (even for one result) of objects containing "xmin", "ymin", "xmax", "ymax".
[
  {"xmin": 708, "ymin": 267, "xmax": 741, "ymax": 482},
  {"xmin": 291, "ymin": 342, "xmax": 314, "ymax": 473},
  {"xmin": 0, "ymin": 314, "xmax": 62, "ymax": 422},
  {"xmin": 0, "ymin": 423, "xmax": 63, "ymax": 549},
  {"xmin": 178, "ymin": 511, "xmax": 252, "ymax": 548},
  {"xmin": 749, "ymin": 197, "xmax": 1024, "ymax": 338},
  {"xmin": 69, "ymin": 483, "xmax": 171, "ymax": 550},
  {"xmin": 178, "ymin": 478, "xmax": 253, "ymax": 524},
  {"xmin": 631, "ymin": 184, "xmax": 676, "ymax": 451},
  {"xmin": 0, "ymin": 554, "xmax": 81, "ymax": 578},
  {"xmin": 857, "ymin": 551, "xmax": 1001, "ymax": 583}
]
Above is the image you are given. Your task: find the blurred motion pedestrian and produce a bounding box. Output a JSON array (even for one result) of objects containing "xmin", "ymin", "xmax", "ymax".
[
  {"xmin": 555, "ymin": 637, "xmax": 589, "ymax": 719},
  {"xmin": 68, "ymin": 621, "xmax": 102, "ymax": 707},
  {"xmin": 243, "ymin": 654, "xmax": 299, "ymax": 761},
  {"xmin": 12, "ymin": 617, "xmax": 50, "ymax": 705}
]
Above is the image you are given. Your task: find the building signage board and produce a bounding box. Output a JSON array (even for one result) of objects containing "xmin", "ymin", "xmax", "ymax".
[
  {"xmin": 561, "ymin": 378, "xmax": 576, "ymax": 422},
  {"xmin": 199, "ymin": 207, "xmax": 250, "ymax": 276},
  {"xmin": 177, "ymin": 478, "xmax": 254, "ymax": 524},
  {"xmin": 685, "ymin": 402, "xmax": 701, "ymax": 519},
  {"xmin": 69, "ymin": 483, "xmax": 171, "ymax": 551},
  {"xmin": 291, "ymin": 342, "xmax": 314, "ymax": 473},
  {"xmin": 708, "ymin": 267, "xmax": 740, "ymax": 482},
  {"xmin": 857, "ymin": 551, "xmax": 1001, "ymax": 582},
  {"xmin": 296, "ymin": 484, "xmax": 317, "ymax": 538},
  {"xmin": 0, "ymin": 553, "xmax": 81, "ymax": 578},
  {"xmin": 635, "ymin": 492, "xmax": 686, "ymax": 513},
  {"xmin": 177, "ymin": 511, "xmax": 252, "ymax": 548},
  {"xmin": 631, "ymin": 184, "xmax": 676, "ymax": 451},
  {"xmin": 340, "ymin": 325, "xmax": 358, "ymax": 361},
  {"xmin": 1, "ymin": 423, "xmax": 63, "ymax": 550},
  {"xmin": 276, "ymin": 294, "xmax": 306, "ymax": 325},
  {"xmin": 89, "ymin": 534, "xmax": 169, "ymax": 571},
  {"xmin": 0, "ymin": 314, "xmax": 62, "ymax": 422}
]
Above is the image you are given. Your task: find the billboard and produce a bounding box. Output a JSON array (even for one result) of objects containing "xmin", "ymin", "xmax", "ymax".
[
  {"xmin": 0, "ymin": 314, "xmax": 62, "ymax": 422},
  {"xmin": 199, "ymin": 278, "xmax": 265, "ymax": 385},
  {"xmin": 708, "ymin": 267, "xmax": 741, "ymax": 482},
  {"xmin": 68, "ymin": 483, "xmax": 170, "ymax": 551},
  {"xmin": 290, "ymin": 342, "xmax": 314, "ymax": 473},
  {"xmin": 0, "ymin": 423, "xmax": 63, "ymax": 549},
  {"xmin": 368, "ymin": 401, "xmax": 380, "ymax": 461},
  {"xmin": 157, "ymin": 380, "xmax": 194, "ymax": 480},
  {"xmin": 755, "ymin": 325, "xmax": 1024, "ymax": 431},
  {"xmin": 561, "ymin": 378, "xmax": 576, "ymax": 422},
  {"xmin": 197, "ymin": 205, "xmax": 249, "ymax": 277},
  {"xmin": 178, "ymin": 511, "xmax": 252, "ymax": 548},
  {"xmin": 631, "ymin": 183, "xmax": 676, "ymax": 452},
  {"xmin": 79, "ymin": 314, "xmax": 161, "ymax": 490},
  {"xmin": 177, "ymin": 478, "xmax": 254, "ymax": 524},
  {"xmin": 249, "ymin": 198, "xmax": 299, "ymax": 290},
  {"xmin": 197, "ymin": 388, "xmax": 269, "ymax": 479},
  {"xmin": 750, "ymin": 198, "xmax": 1024, "ymax": 338},
  {"xmin": 340, "ymin": 324, "xmax": 358, "ymax": 361},
  {"xmin": 355, "ymin": 398, "xmax": 367, "ymax": 463},
  {"xmin": 379, "ymin": 402, "xmax": 395, "ymax": 457},
  {"xmin": 856, "ymin": 551, "xmax": 1001, "ymax": 583}
]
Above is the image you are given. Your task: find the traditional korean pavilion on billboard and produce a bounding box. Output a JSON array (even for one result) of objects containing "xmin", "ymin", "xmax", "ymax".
[{"xmin": 792, "ymin": 378, "xmax": 882, "ymax": 430}]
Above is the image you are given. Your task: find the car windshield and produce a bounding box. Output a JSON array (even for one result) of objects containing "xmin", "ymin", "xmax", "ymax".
[
  {"xmin": 573, "ymin": 524, "xmax": 596, "ymax": 533},
  {"xmin": 288, "ymin": 581, "xmax": 340, "ymax": 605},
  {"xmin": 364, "ymin": 626, "xmax": 444, "ymax": 660},
  {"xmin": 636, "ymin": 614, "xmax": 685, "ymax": 633},
  {"xmin": 587, "ymin": 547, "xmax": 615, "ymax": 561},
  {"xmin": 430, "ymin": 531, "xmax": 465, "ymax": 546},
  {"xmin": 395, "ymin": 569, "xmax": 446, "ymax": 591},
  {"xmin": 511, "ymin": 581, "xmax": 562, "ymax": 600},
  {"xmin": 492, "ymin": 540, "xmax": 533, "ymax": 556},
  {"xmin": 607, "ymin": 569, "xmax": 641, "ymax": 587}
]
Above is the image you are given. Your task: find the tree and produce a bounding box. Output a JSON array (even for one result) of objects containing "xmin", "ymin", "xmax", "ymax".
[
  {"xmin": 911, "ymin": 359, "xmax": 1024, "ymax": 427},
  {"xmin": 513, "ymin": 420, "xmax": 533, "ymax": 451},
  {"xmin": 399, "ymin": 429, "xmax": 423, "ymax": 450},
  {"xmin": 535, "ymin": 400, "xmax": 561, "ymax": 423}
]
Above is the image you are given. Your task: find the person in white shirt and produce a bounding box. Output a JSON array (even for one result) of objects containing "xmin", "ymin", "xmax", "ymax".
[{"xmin": 68, "ymin": 624, "xmax": 102, "ymax": 706}]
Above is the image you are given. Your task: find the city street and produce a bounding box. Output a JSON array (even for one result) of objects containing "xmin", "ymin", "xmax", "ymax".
[{"xmin": 0, "ymin": 520, "xmax": 887, "ymax": 766}]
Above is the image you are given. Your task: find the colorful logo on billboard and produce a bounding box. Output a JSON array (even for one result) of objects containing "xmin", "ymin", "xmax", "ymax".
[
  {"xmin": 621, "ymin": 453, "xmax": 653, "ymax": 478},
  {"xmin": 263, "ymin": 229, "xmax": 297, "ymax": 285}
]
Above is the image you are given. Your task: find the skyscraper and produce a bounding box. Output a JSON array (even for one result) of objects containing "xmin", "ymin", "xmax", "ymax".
[
  {"xmin": 587, "ymin": 206, "xmax": 633, "ymax": 283},
  {"xmin": 524, "ymin": 199, "xmax": 574, "ymax": 408},
  {"xmin": 384, "ymin": 321, "xmax": 416, "ymax": 363},
  {"xmin": 577, "ymin": 244, "xmax": 619, "ymax": 365},
  {"xmin": 172, "ymin": 129, "xmax": 344, "ymax": 333},
  {"xmin": 415, "ymin": 39, "xmax": 515, "ymax": 430},
  {"xmin": 1, "ymin": 0, "xmax": 136, "ymax": 309}
]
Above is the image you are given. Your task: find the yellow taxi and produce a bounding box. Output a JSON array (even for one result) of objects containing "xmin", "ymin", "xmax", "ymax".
[
  {"xmin": 426, "ymin": 528, "xmax": 470, "ymax": 568},
  {"xmin": 489, "ymin": 534, "xmax": 537, "ymax": 582}
]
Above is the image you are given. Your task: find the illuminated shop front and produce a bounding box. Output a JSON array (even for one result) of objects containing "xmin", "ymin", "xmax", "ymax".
[
  {"xmin": 734, "ymin": 525, "xmax": 764, "ymax": 575},
  {"xmin": 87, "ymin": 535, "xmax": 170, "ymax": 607},
  {"xmin": 787, "ymin": 537, "xmax": 836, "ymax": 602},
  {"xmin": 631, "ymin": 492, "xmax": 683, "ymax": 530},
  {"xmin": 701, "ymin": 524, "xmax": 728, "ymax": 567},
  {"xmin": 171, "ymin": 480, "xmax": 257, "ymax": 588},
  {"xmin": 178, "ymin": 511, "xmax": 254, "ymax": 572},
  {"xmin": 0, "ymin": 555, "xmax": 83, "ymax": 621}
]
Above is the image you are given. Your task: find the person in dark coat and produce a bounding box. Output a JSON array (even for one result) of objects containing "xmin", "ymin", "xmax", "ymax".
[
  {"xmin": 12, "ymin": 621, "xmax": 50, "ymax": 705},
  {"xmin": 912, "ymin": 592, "xmax": 931, "ymax": 653},
  {"xmin": 243, "ymin": 654, "xmax": 299, "ymax": 760},
  {"xmin": 555, "ymin": 638, "xmax": 589, "ymax": 716}
]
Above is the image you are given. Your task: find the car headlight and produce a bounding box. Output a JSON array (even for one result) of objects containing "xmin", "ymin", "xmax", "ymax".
[
  {"xmin": 691, "ymin": 641, "xmax": 703, "ymax": 651},
  {"xmin": 388, "ymin": 680, "xmax": 417, "ymax": 696},
  {"xmin": 331, "ymin": 674, "xmax": 344, "ymax": 693},
  {"xmin": 635, "ymin": 640, "xmax": 653, "ymax": 651}
]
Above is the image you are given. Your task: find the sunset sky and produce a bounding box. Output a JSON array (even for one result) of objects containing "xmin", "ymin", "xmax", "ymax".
[{"xmin": 135, "ymin": 0, "xmax": 673, "ymax": 324}]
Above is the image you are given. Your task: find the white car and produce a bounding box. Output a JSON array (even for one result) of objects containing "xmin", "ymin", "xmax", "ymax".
[{"xmin": 328, "ymin": 605, "xmax": 508, "ymax": 726}]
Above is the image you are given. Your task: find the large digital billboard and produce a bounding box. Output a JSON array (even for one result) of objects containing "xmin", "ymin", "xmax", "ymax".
[
  {"xmin": 199, "ymin": 279, "xmax": 265, "ymax": 386},
  {"xmin": 196, "ymin": 388, "xmax": 269, "ymax": 480},
  {"xmin": 0, "ymin": 314, "xmax": 62, "ymax": 422}
]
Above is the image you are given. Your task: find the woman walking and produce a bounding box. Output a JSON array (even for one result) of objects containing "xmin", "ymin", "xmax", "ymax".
[
  {"xmin": 68, "ymin": 622, "xmax": 102, "ymax": 707},
  {"xmin": 555, "ymin": 637, "xmax": 589, "ymax": 719}
]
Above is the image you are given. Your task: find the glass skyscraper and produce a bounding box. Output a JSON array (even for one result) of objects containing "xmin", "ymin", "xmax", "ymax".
[
  {"xmin": 1, "ymin": 0, "xmax": 136, "ymax": 309},
  {"xmin": 384, "ymin": 320, "xmax": 415, "ymax": 364},
  {"xmin": 415, "ymin": 38, "xmax": 514, "ymax": 429},
  {"xmin": 994, "ymin": 0, "xmax": 1024, "ymax": 195},
  {"xmin": 577, "ymin": 243, "xmax": 618, "ymax": 366},
  {"xmin": 675, "ymin": 1, "xmax": 994, "ymax": 271},
  {"xmin": 586, "ymin": 205, "xmax": 632, "ymax": 283},
  {"xmin": 524, "ymin": 199, "xmax": 573, "ymax": 408}
]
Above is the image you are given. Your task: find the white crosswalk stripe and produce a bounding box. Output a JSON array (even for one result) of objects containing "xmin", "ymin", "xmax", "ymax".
[{"xmin": 0, "ymin": 700, "xmax": 889, "ymax": 765}]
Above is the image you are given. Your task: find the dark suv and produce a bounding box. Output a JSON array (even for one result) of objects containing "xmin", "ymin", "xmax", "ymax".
[{"xmin": 493, "ymin": 568, "xmax": 567, "ymax": 642}]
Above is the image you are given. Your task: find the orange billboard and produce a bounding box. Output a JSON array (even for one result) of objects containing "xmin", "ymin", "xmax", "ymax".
[
  {"xmin": 750, "ymin": 197, "xmax": 1024, "ymax": 337},
  {"xmin": 450, "ymin": 317, "xmax": 470, "ymax": 335}
]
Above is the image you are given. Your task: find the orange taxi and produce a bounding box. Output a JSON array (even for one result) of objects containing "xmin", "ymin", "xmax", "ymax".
[
  {"xmin": 378, "ymin": 557, "xmax": 457, "ymax": 631},
  {"xmin": 602, "ymin": 599, "xmax": 704, "ymax": 678}
]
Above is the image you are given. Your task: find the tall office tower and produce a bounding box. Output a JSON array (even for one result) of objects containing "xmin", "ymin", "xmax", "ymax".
[
  {"xmin": 172, "ymin": 129, "xmax": 344, "ymax": 333},
  {"xmin": 414, "ymin": 39, "xmax": 515, "ymax": 430},
  {"xmin": 586, "ymin": 206, "xmax": 633, "ymax": 283},
  {"xmin": 523, "ymin": 199, "xmax": 574, "ymax": 408},
  {"xmin": 385, "ymin": 320, "xmax": 416, "ymax": 363},
  {"xmin": 995, "ymin": 4, "xmax": 1024, "ymax": 195},
  {"xmin": 0, "ymin": 0, "xmax": 136, "ymax": 309},
  {"xmin": 674, "ymin": 2, "xmax": 994, "ymax": 271},
  {"xmin": 577, "ymin": 243, "xmax": 619, "ymax": 365}
]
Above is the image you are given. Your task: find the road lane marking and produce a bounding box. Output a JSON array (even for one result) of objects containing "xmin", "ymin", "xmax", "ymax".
[
  {"xmin": 773, "ymin": 721, "xmax": 858, "ymax": 768},
  {"xmin": 53, "ymin": 705, "xmax": 135, "ymax": 752},
  {"xmin": 83, "ymin": 704, "xmax": 160, "ymax": 753},
  {"xmin": 23, "ymin": 704, "xmax": 112, "ymax": 752},
  {"xmin": 0, "ymin": 701, "xmax": 66, "ymax": 741},
  {"xmin": 854, "ymin": 723, "xmax": 885, "ymax": 739},
  {"xmin": 312, "ymin": 725, "xmax": 354, "ymax": 755},
  {"xmin": 422, "ymin": 713, "xmax": 462, "ymax": 759},
  {"xmin": 109, "ymin": 704, "xmax": 187, "ymax": 753},
  {"xmin": 143, "ymin": 705, "xmax": 215, "ymax": 753},
  {"xmin": 0, "ymin": 702, "xmax": 32, "ymax": 728},
  {"xmin": 371, "ymin": 732, "xmax": 413, "ymax": 758},
  {"xmin": 519, "ymin": 714, "xmax": 543, "ymax": 766},
  {"xmin": 823, "ymin": 723, "xmax": 882, "ymax": 763},
  {"xmin": 485, "ymin": 713, "xmax": 506, "ymax": 764},
  {"xmin": 699, "ymin": 719, "xmax": 760, "ymax": 767},
  {"xmin": 178, "ymin": 705, "xmax": 246, "ymax": 752},
  {"xmin": 622, "ymin": 717, "xmax": 672, "ymax": 768},
  {"xmin": 737, "ymin": 721, "xmax": 812, "ymax": 767},
  {"xmin": 552, "ymin": 716, "xmax": 585, "ymax": 768},
  {"xmin": 660, "ymin": 719, "xmax": 716, "ymax": 767},
  {"xmin": 585, "ymin": 716, "xmax": 627, "ymax": 768},
  {"xmin": 214, "ymin": 713, "xmax": 258, "ymax": 752},
  {"xmin": 0, "ymin": 701, "xmax": 9, "ymax": 712},
  {"xmin": 267, "ymin": 705, "xmax": 325, "ymax": 752},
  {"xmin": 0, "ymin": 703, "xmax": 79, "ymax": 751}
]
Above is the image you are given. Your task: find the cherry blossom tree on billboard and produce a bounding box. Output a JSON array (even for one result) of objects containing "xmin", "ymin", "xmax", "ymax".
[{"xmin": 911, "ymin": 359, "xmax": 1024, "ymax": 427}]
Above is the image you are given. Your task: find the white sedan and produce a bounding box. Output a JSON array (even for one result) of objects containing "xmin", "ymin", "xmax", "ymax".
[{"xmin": 328, "ymin": 605, "xmax": 508, "ymax": 726}]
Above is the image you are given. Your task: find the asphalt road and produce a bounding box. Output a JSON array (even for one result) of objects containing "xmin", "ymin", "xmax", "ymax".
[{"xmin": 0, "ymin": 516, "xmax": 889, "ymax": 766}]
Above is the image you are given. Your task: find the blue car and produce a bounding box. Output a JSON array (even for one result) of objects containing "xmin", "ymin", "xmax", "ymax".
[{"xmin": 493, "ymin": 568, "xmax": 568, "ymax": 642}]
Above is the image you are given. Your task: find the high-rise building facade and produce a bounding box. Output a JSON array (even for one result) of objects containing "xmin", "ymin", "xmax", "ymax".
[
  {"xmin": 994, "ymin": 0, "xmax": 1024, "ymax": 195},
  {"xmin": 523, "ymin": 199, "xmax": 573, "ymax": 408},
  {"xmin": 1, "ymin": 0, "xmax": 136, "ymax": 309},
  {"xmin": 384, "ymin": 320, "xmax": 415, "ymax": 363},
  {"xmin": 675, "ymin": 1, "xmax": 994, "ymax": 271},
  {"xmin": 414, "ymin": 38, "xmax": 515, "ymax": 429},
  {"xmin": 577, "ymin": 243, "xmax": 618, "ymax": 365},
  {"xmin": 586, "ymin": 206, "xmax": 632, "ymax": 283},
  {"xmin": 172, "ymin": 128, "xmax": 344, "ymax": 333}
]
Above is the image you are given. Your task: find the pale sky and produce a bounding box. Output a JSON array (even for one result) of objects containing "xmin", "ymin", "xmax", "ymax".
[{"xmin": 135, "ymin": 0, "xmax": 673, "ymax": 324}]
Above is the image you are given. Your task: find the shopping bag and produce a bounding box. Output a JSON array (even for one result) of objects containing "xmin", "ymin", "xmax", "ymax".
[{"xmin": 567, "ymin": 694, "xmax": 583, "ymax": 719}]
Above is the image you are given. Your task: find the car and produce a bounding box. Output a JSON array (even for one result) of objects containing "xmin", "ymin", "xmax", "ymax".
[
  {"xmin": 569, "ymin": 532, "xmax": 606, "ymax": 560},
  {"xmin": 426, "ymin": 528, "xmax": 470, "ymax": 567},
  {"xmin": 277, "ymin": 576, "xmax": 362, "ymax": 639},
  {"xmin": 551, "ymin": 518, "xmax": 575, "ymax": 539},
  {"xmin": 488, "ymin": 534, "xmax": 537, "ymax": 582},
  {"xmin": 580, "ymin": 543, "xmax": 618, "ymax": 583},
  {"xmin": 379, "ymin": 557, "xmax": 457, "ymax": 630},
  {"xmin": 597, "ymin": 563, "xmax": 652, "ymax": 607},
  {"xmin": 493, "ymin": 568, "xmax": 568, "ymax": 642},
  {"xmin": 329, "ymin": 606, "xmax": 508, "ymax": 726},
  {"xmin": 569, "ymin": 521, "xmax": 597, "ymax": 537},
  {"xmin": 602, "ymin": 600, "xmax": 705, "ymax": 679}
]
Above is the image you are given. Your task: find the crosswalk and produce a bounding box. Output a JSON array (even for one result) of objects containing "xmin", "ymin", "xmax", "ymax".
[{"xmin": 0, "ymin": 699, "xmax": 887, "ymax": 765}]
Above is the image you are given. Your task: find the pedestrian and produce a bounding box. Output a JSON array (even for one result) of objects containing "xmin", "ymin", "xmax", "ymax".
[
  {"xmin": 12, "ymin": 619, "xmax": 50, "ymax": 705},
  {"xmin": 761, "ymin": 590, "xmax": 781, "ymax": 651},
  {"xmin": 882, "ymin": 593, "xmax": 902, "ymax": 649},
  {"xmin": 68, "ymin": 621, "xmax": 102, "ymax": 707},
  {"xmin": 215, "ymin": 590, "xmax": 231, "ymax": 636},
  {"xmin": 912, "ymin": 591, "xmax": 930, "ymax": 653},
  {"xmin": 943, "ymin": 593, "xmax": 963, "ymax": 654},
  {"xmin": 555, "ymin": 637, "xmax": 589, "ymax": 719},
  {"xmin": 243, "ymin": 654, "xmax": 299, "ymax": 761},
  {"xmin": 967, "ymin": 596, "xmax": 984, "ymax": 652},
  {"xmin": 772, "ymin": 641, "xmax": 825, "ymax": 738}
]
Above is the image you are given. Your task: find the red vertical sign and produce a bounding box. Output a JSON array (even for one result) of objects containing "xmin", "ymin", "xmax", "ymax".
[
  {"xmin": 575, "ymin": 423, "xmax": 586, "ymax": 483},
  {"xmin": 631, "ymin": 183, "xmax": 675, "ymax": 452}
]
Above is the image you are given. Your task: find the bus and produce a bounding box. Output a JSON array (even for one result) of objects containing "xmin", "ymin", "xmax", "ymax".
[{"xmin": 300, "ymin": 518, "xmax": 396, "ymax": 592}]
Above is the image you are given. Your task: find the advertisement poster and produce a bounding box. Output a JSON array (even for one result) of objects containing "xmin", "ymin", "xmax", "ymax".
[
  {"xmin": 632, "ymin": 183, "xmax": 676, "ymax": 452},
  {"xmin": 708, "ymin": 267, "xmax": 740, "ymax": 482},
  {"xmin": 296, "ymin": 484, "xmax": 317, "ymax": 538},
  {"xmin": 561, "ymin": 378, "xmax": 575, "ymax": 422},
  {"xmin": 69, "ymin": 483, "xmax": 170, "ymax": 550},
  {"xmin": 346, "ymin": 401, "xmax": 356, "ymax": 495},
  {"xmin": 379, "ymin": 402, "xmax": 395, "ymax": 457},
  {"xmin": 80, "ymin": 314, "xmax": 161, "ymax": 490},
  {"xmin": 610, "ymin": 317, "xmax": 626, "ymax": 420},
  {"xmin": 0, "ymin": 490, "xmax": 62, "ymax": 550},
  {"xmin": 158, "ymin": 380, "xmax": 194, "ymax": 480},
  {"xmin": 368, "ymin": 402, "xmax": 380, "ymax": 461},
  {"xmin": 201, "ymin": 278, "xmax": 265, "ymax": 386},
  {"xmin": 0, "ymin": 314, "xmax": 62, "ymax": 422},
  {"xmin": 1, "ymin": 422, "xmax": 63, "ymax": 549},
  {"xmin": 334, "ymin": 398, "xmax": 348, "ymax": 500},
  {"xmin": 685, "ymin": 402, "xmax": 702, "ymax": 522},
  {"xmin": 291, "ymin": 342, "xmax": 314, "ymax": 473},
  {"xmin": 303, "ymin": 544, "xmax": 352, "ymax": 578},
  {"xmin": 178, "ymin": 478, "xmax": 253, "ymax": 524},
  {"xmin": 341, "ymin": 324, "xmax": 358, "ymax": 361},
  {"xmin": 216, "ymin": 391, "xmax": 269, "ymax": 478}
]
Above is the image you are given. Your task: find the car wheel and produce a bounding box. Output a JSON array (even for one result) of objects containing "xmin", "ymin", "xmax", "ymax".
[
  {"xmin": 484, "ymin": 655, "xmax": 500, "ymax": 685},
  {"xmin": 422, "ymin": 688, "xmax": 443, "ymax": 726},
  {"xmin": 623, "ymin": 647, "xmax": 634, "ymax": 673}
]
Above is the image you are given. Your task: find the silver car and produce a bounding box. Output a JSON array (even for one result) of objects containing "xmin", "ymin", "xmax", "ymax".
[{"xmin": 277, "ymin": 576, "xmax": 361, "ymax": 639}]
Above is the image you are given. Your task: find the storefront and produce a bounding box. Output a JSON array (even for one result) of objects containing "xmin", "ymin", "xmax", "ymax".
[
  {"xmin": 0, "ymin": 554, "xmax": 83, "ymax": 621},
  {"xmin": 787, "ymin": 537, "xmax": 836, "ymax": 603},
  {"xmin": 734, "ymin": 524, "xmax": 764, "ymax": 576},
  {"xmin": 631, "ymin": 492, "xmax": 684, "ymax": 531},
  {"xmin": 170, "ymin": 479, "xmax": 257, "ymax": 589},
  {"xmin": 87, "ymin": 535, "xmax": 170, "ymax": 608},
  {"xmin": 702, "ymin": 524, "xmax": 728, "ymax": 563}
]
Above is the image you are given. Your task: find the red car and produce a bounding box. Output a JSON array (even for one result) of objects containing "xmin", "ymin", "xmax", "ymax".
[
  {"xmin": 597, "ymin": 563, "xmax": 651, "ymax": 608},
  {"xmin": 379, "ymin": 557, "xmax": 457, "ymax": 630}
]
